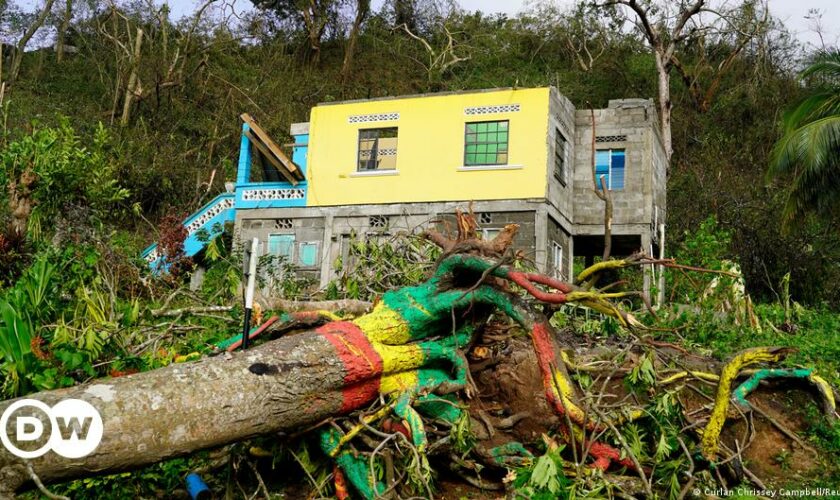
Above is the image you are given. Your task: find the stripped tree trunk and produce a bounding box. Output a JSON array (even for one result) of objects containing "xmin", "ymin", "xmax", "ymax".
[
  {"xmin": 9, "ymin": 0, "xmax": 57, "ymax": 84},
  {"xmin": 340, "ymin": 0, "xmax": 370, "ymax": 87},
  {"xmin": 120, "ymin": 28, "xmax": 144, "ymax": 126},
  {"xmin": 0, "ymin": 328, "xmax": 358, "ymax": 496},
  {"xmin": 654, "ymin": 51, "xmax": 672, "ymax": 162},
  {"xmin": 55, "ymin": 0, "xmax": 73, "ymax": 63}
]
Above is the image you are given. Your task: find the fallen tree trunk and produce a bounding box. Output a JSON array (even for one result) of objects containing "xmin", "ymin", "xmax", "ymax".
[{"xmin": 0, "ymin": 328, "xmax": 359, "ymax": 496}]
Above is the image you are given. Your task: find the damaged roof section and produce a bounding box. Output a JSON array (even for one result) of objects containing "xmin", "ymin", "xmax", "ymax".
[{"xmin": 240, "ymin": 113, "xmax": 305, "ymax": 185}]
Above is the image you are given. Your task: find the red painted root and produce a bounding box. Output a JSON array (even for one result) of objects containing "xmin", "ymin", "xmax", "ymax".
[
  {"xmin": 334, "ymin": 466, "xmax": 350, "ymax": 500},
  {"xmin": 508, "ymin": 271, "xmax": 569, "ymax": 303},
  {"xmin": 532, "ymin": 323, "xmax": 634, "ymax": 471}
]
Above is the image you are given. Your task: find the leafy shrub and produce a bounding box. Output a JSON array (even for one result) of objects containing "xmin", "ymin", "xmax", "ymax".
[
  {"xmin": 0, "ymin": 119, "xmax": 130, "ymax": 240},
  {"xmin": 325, "ymin": 232, "xmax": 440, "ymax": 301}
]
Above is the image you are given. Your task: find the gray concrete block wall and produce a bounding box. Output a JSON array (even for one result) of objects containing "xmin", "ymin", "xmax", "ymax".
[
  {"xmin": 233, "ymin": 200, "xmax": 546, "ymax": 289},
  {"xmin": 546, "ymin": 214, "xmax": 571, "ymax": 280},
  {"xmin": 546, "ymin": 87, "xmax": 576, "ymax": 223},
  {"xmin": 436, "ymin": 210, "xmax": 537, "ymax": 263},
  {"xmin": 571, "ymin": 98, "xmax": 664, "ymax": 231}
]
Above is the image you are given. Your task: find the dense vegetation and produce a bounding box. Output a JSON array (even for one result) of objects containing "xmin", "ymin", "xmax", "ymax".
[{"xmin": 0, "ymin": 0, "xmax": 838, "ymax": 498}]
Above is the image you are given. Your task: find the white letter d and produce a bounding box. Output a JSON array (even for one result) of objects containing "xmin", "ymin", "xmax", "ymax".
[{"xmin": 16, "ymin": 416, "xmax": 44, "ymax": 441}]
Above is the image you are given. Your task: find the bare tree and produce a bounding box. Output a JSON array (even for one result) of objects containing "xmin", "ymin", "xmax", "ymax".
[
  {"xmin": 668, "ymin": 1, "xmax": 769, "ymax": 113},
  {"xmin": 597, "ymin": 0, "xmax": 766, "ymax": 163},
  {"xmin": 395, "ymin": 21, "xmax": 470, "ymax": 86},
  {"xmin": 560, "ymin": 3, "xmax": 616, "ymax": 72},
  {"xmin": 588, "ymin": 105, "xmax": 613, "ymax": 260},
  {"xmin": 120, "ymin": 27, "xmax": 143, "ymax": 126},
  {"xmin": 340, "ymin": 0, "xmax": 370, "ymax": 87},
  {"xmin": 97, "ymin": 0, "xmax": 220, "ymax": 125},
  {"xmin": 8, "ymin": 0, "xmax": 57, "ymax": 83},
  {"xmin": 597, "ymin": 0, "xmax": 704, "ymax": 162},
  {"xmin": 253, "ymin": 0, "xmax": 338, "ymax": 65},
  {"xmin": 54, "ymin": 0, "xmax": 73, "ymax": 63}
]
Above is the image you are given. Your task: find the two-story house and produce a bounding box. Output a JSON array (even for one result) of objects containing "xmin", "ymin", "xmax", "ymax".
[{"xmin": 143, "ymin": 87, "xmax": 667, "ymax": 293}]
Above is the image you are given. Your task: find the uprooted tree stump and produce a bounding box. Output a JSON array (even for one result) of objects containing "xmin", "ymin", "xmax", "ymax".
[{"xmin": 0, "ymin": 210, "xmax": 836, "ymax": 498}]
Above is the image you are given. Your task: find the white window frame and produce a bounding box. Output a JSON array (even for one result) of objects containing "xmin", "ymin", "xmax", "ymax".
[
  {"xmin": 551, "ymin": 241, "xmax": 563, "ymax": 279},
  {"xmin": 480, "ymin": 228, "xmax": 502, "ymax": 241}
]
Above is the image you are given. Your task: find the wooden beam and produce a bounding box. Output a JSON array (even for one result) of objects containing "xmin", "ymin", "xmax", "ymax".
[
  {"xmin": 240, "ymin": 113, "xmax": 305, "ymax": 181},
  {"xmin": 244, "ymin": 129, "xmax": 298, "ymax": 186}
]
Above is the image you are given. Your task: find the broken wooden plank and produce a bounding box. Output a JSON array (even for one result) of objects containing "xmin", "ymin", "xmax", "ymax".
[
  {"xmin": 241, "ymin": 113, "xmax": 305, "ymax": 181},
  {"xmin": 244, "ymin": 129, "xmax": 298, "ymax": 186}
]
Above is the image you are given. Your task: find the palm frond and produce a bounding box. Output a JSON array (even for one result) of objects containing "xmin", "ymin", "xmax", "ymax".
[
  {"xmin": 801, "ymin": 50, "xmax": 840, "ymax": 82},
  {"xmin": 768, "ymin": 51, "xmax": 840, "ymax": 222}
]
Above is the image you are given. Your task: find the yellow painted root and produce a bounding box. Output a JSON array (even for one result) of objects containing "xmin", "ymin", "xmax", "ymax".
[
  {"xmin": 315, "ymin": 310, "xmax": 344, "ymax": 321},
  {"xmin": 328, "ymin": 404, "xmax": 394, "ymax": 458},
  {"xmin": 557, "ymin": 352, "xmax": 645, "ymax": 428},
  {"xmin": 808, "ymin": 374, "xmax": 837, "ymax": 417},
  {"xmin": 574, "ymin": 259, "xmax": 635, "ymax": 286},
  {"xmin": 659, "ymin": 370, "xmax": 721, "ymax": 386},
  {"xmin": 701, "ymin": 347, "xmax": 793, "ymax": 460}
]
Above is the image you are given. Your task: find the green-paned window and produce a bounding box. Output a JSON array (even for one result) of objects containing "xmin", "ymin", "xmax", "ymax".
[
  {"xmin": 268, "ymin": 234, "xmax": 295, "ymax": 259},
  {"xmin": 298, "ymin": 242, "xmax": 319, "ymax": 267},
  {"xmin": 464, "ymin": 120, "xmax": 510, "ymax": 166}
]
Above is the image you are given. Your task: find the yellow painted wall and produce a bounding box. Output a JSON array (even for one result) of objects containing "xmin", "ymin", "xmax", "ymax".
[{"xmin": 306, "ymin": 88, "xmax": 550, "ymax": 206}]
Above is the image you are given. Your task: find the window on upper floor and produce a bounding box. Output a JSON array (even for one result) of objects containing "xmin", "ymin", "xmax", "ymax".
[
  {"xmin": 358, "ymin": 128, "xmax": 398, "ymax": 171},
  {"xmin": 464, "ymin": 120, "xmax": 509, "ymax": 166},
  {"xmin": 595, "ymin": 149, "xmax": 625, "ymax": 191},
  {"xmin": 554, "ymin": 129, "xmax": 567, "ymax": 185}
]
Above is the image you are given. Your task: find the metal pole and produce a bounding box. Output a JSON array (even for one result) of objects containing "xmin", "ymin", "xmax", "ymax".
[{"xmin": 242, "ymin": 237, "xmax": 259, "ymax": 350}]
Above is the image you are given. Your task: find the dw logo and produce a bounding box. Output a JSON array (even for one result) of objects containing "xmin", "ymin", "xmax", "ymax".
[{"xmin": 0, "ymin": 399, "xmax": 103, "ymax": 459}]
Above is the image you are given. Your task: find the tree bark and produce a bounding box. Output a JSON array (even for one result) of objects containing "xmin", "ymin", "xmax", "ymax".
[
  {"xmin": 9, "ymin": 0, "xmax": 57, "ymax": 83},
  {"xmin": 0, "ymin": 329, "xmax": 354, "ymax": 495},
  {"xmin": 340, "ymin": 0, "xmax": 370, "ymax": 87},
  {"xmin": 588, "ymin": 107, "xmax": 612, "ymax": 260},
  {"xmin": 654, "ymin": 51, "xmax": 672, "ymax": 163},
  {"xmin": 120, "ymin": 28, "xmax": 144, "ymax": 127},
  {"xmin": 300, "ymin": 0, "xmax": 328, "ymax": 66},
  {"xmin": 55, "ymin": 0, "xmax": 73, "ymax": 63}
]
